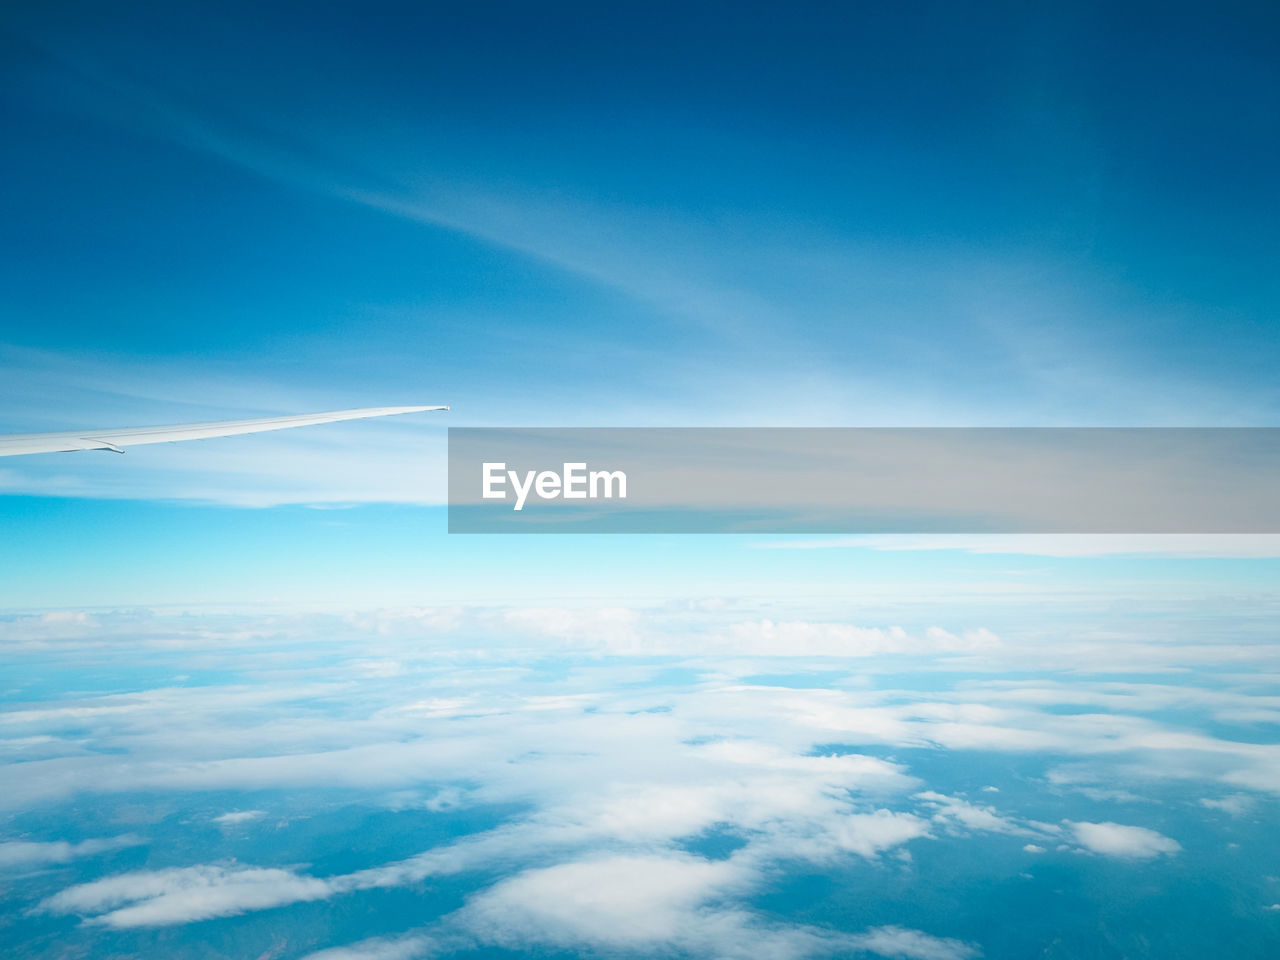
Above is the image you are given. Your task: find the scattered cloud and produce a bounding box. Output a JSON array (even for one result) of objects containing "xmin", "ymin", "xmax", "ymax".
[
  {"xmin": 916, "ymin": 791, "xmax": 1054, "ymax": 839},
  {"xmin": 9, "ymin": 601, "xmax": 1276, "ymax": 955},
  {"xmin": 822, "ymin": 810, "xmax": 932, "ymax": 860},
  {"xmin": 1067, "ymin": 821, "xmax": 1181, "ymax": 859},
  {"xmin": 459, "ymin": 854, "xmax": 749, "ymax": 950},
  {"xmin": 211, "ymin": 809, "xmax": 266, "ymax": 825},
  {"xmin": 459, "ymin": 854, "xmax": 973, "ymax": 960},
  {"xmin": 42, "ymin": 865, "xmax": 335, "ymax": 928},
  {"xmin": 301, "ymin": 934, "xmax": 434, "ymax": 960},
  {"xmin": 849, "ymin": 925, "xmax": 980, "ymax": 960},
  {"xmin": 0, "ymin": 834, "xmax": 144, "ymax": 869},
  {"xmin": 1199, "ymin": 795, "xmax": 1256, "ymax": 817}
]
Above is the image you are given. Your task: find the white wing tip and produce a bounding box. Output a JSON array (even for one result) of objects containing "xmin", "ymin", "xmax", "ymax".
[{"xmin": 0, "ymin": 403, "xmax": 451, "ymax": 457}]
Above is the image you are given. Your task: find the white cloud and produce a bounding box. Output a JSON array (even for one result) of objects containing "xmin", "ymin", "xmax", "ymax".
[
  {"xmin": 824, "ymin": 810, "xmax": 932, "ymax": 859},
  {"xmin": 718, "ymin": 620, "xmax": 1002, "ymax": 658},
  {"xmin": 460, "ymin": 854, "xmax": 749, "ymax": 949},
  {"xmin": 211, "ymin": 809, "xmax": 265, "ymax": 825},
  {"xmin": 17, "ymin": 601, "xmax": 1280, "ymax": 954},
  {"xmin": 0, "ymin": 834, "xmax": 144, "ymax": 869},
  {"xmin": 458, "ymin": 854, "xmax": 970, "ymax": 960},
  {"xmin": 1067, "ymin": 821, "xmax": 1181, "ymax": 859},
  {"xmin": 915, "ymin": 791, "xmax": 1058, "ymax": 839},
  {"xmin": 849, "ymin": 925, "xmax": 980, "ymax": 960},
  {"xmin": 503, "ymin": 607, "xmax": 642, "ymax": 652},
  {"xmin": 1199, "ymin": 795, "xmax": 1256, "ymax": 817},
  {"xmin": 301, "ymin": 934, "xmax": 434, "ymax": 960},
  {"xmin": 41, "ymin": 865, "xmax": 335, "ymax": 927}
]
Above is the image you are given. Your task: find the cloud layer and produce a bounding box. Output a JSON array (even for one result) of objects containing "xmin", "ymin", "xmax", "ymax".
[{"xmin": 3, "ymin": 600, "xmax": 1276, "ymax": 957}]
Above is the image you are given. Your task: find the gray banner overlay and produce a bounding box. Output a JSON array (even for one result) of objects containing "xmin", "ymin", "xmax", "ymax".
[{"xmin": 448, "ymin": 428, "xmax": 1280, "ymax": 534}]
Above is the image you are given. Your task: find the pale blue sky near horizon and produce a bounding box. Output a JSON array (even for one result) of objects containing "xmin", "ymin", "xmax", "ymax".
[{"xmin": 1, "ymin": 1, "xmax": 1278, "ymax": 606}]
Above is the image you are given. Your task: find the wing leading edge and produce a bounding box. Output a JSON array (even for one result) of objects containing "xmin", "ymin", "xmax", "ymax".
[{"xmin": 0, "ymin": 405, "xmax": 448, "ymax": 457}]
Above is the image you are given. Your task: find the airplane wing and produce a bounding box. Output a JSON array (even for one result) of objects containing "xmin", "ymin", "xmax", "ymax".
[{"xmin": 0, "ymin": 405, "xmax": 448, "ymax": 457}]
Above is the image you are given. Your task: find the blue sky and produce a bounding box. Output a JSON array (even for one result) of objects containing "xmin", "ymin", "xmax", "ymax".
[
  {"xmin": 2, "ymin": 2, "xmax": 1279, "ymax": 605},
  {"xmin": 3, "ymin": 0, "xmax": 1278, "ymax": 432}
]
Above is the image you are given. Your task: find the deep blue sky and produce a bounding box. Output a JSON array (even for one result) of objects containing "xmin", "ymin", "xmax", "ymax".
[
  {"xmin": 4, "ymin": 1, "xmax": 1277, "ymax": 422},
  {"xmin": 1, "ymin": 1, "xmax": 1278, "ymax": 603}
]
